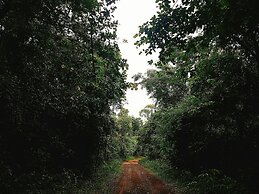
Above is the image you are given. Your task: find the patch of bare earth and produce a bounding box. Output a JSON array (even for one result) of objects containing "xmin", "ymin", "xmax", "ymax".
[{"xmin": 114, "ymin": 159, "xmax": 177, "ymax": 194}]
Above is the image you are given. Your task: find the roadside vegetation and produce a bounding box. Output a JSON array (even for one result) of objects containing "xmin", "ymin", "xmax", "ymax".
[
  {"xmin": 21, "ymin": 159, "xmax": 122, "ymax": 194},
  {"xmin": 0, "ymin": 0, "xmax": 258, "ymax": 193},
  {"xmin": 140, "ymin": 158, "xmax": 251, "ymax": 194},
  {"xmin": 61, "ymin": 159, "xmax": 122, "ymax": 194},
  {"xmin": 0, "ymin": 0, "xmax": 127, "ymax": 193},
  {"xmin": 135, "ymin": 0, "xmax": 259, "ymax": 193}
]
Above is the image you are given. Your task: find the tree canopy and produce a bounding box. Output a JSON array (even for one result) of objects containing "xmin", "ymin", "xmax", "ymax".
[
  {"xmin": 0, "ymin": 0, "xmax": 128, "ymax": 192},
  {"xmin": 0, "ymin": 0, "xmax": 259, "ymax": 193},
  {"xmin": 135, "ymin": 0, "xmax": 259, "ymax": 193}
]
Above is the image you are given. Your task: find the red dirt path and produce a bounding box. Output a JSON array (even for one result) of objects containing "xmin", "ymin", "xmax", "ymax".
[{"xmin": 114, "ymin": 159, "xmax": 177, "ymax": 194}]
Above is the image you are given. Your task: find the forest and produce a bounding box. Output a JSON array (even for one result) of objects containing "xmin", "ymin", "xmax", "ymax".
[{"xmin": 0, "ymin": 0, "xmax": 258, "ymax": 193}]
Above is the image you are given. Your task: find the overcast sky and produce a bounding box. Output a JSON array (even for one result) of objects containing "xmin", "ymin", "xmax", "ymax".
[{"xmin": 114, "ymin": 0, "xmax": 158, "ymax": 117}]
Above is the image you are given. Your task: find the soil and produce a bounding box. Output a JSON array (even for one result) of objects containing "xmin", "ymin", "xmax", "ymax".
[{"xmin": 114, "ymin": 159, "xmax": 177, "ymax": 194}]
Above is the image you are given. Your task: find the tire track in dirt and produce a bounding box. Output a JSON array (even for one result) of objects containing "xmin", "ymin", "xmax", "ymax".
[{"xmin": 115, "ymin": 159, "xmax": 177, "ymax": 194}]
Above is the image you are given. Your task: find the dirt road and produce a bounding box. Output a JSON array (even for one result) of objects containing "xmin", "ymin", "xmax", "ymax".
[{"xmin": 114, "ymin": 159, "xmax": 176, "ymax": 194}]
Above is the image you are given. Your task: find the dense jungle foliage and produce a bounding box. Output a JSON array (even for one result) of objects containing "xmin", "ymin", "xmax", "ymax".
[
  {"xmin": 1, "ymin": 0, "xmax": 259, "ymax": 193},
  {"xmin": 0, "ymin": 0, "xmax": 129, "ymax": 192},
  {"xmin": 135, "ymin": 0, "xmax": 259, "ymax": 193}
]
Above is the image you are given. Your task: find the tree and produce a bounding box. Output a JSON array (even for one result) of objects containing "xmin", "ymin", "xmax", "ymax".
[
  {"xmin": 139, "ymin": 104, "xmax": 156, "ymax": 120},
  {"xmin": 106, "ymin": 108, "xmax": 141, "ymax": 159},
  {"xmin": 136, "ymin": 0, "xmax": 259, "ymax": 192},
  {"xmin": 136, "ymin": 0, "xmax": 259, "ymax": 69},
  {"xmin": 0, "ymin": 0, "xmax": 127, "ymax": 192}
]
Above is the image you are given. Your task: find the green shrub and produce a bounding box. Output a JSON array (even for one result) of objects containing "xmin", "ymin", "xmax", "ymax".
[
  {"xmin": 140, "ymin": 158, "xmax": 253, "ymax": 194},
  {"xmin": 186, "ymin": 169, "xmax": 251, "ymax": 194}
]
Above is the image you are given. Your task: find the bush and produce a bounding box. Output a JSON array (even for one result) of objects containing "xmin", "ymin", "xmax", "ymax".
[{"xmin": 186, "ymin": 169, "xmax": 251, "ymax": 194}]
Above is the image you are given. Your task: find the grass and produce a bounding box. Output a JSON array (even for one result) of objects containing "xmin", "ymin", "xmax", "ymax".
[
  {"xmin": 124, "ymin": 156, "xmax": 136, "ymax": 161},
  {"xmin": 139, "ymin": 157, "xmax": 185, "ymax": 193},
  {"xmin": 67, "ymin": 159, "xmax": 122, "ymax": 194}
]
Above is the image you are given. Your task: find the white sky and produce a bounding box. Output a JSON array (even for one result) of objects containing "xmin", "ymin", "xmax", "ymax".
[{"xmin": 114, "ymin": 0, "xmax": 158, "ymax": 117}]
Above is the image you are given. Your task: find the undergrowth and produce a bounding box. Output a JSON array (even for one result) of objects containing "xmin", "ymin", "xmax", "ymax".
[
  {"xmin": 62, "ymin": 159, "xmax": 122, "ymax": 194},
  {"xmin": 140, "ymin": 158, "xmax": 254, "ymax": 194},
  {"xmin": 140, "ymin": 158, "xmax": 184, "ymax": 193},
  {"xmin": 24, "ymin": 159, "xmax": 122, "ymax": 194}
]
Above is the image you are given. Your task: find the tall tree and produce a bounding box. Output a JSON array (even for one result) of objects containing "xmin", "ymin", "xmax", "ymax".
[
  {"xmin": 136, "ymin": 0, "xmax": 259, "ymax": 192},
  {"xmin": 0, "ymin": 0, "xmax": 127, "ymax": 192}
]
